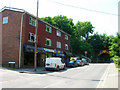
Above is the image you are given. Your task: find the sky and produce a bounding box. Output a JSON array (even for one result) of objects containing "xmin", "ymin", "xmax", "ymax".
[{"xmin": 0, "ymin": 0, "xmax": 119, "ymax": 36}]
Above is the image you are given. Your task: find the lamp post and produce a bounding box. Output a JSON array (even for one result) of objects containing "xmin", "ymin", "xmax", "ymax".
[{"xmin": 34, "ymin": 0, "xmax": 39, "ymax": 72}]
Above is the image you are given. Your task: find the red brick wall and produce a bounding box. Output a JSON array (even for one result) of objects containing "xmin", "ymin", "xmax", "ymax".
[
  {"xmin": 0, "ymin": 12, "xmax": 2, "ymax": 65},
  {"xmin": 24, "ymin": 14, "xmax": 70, "ymax": 52},
  {"xmin": 2, "ymin": 10, "xmax": 23, "ymax": 67}
]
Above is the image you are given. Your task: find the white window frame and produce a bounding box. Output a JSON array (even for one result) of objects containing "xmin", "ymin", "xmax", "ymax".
[
  {"xmin": 56, "ymin": 30, "xmax": 61, "ymax": 37},
  {"xmin": 46, "ymin": 25, "xmax": 52, "ymax": 33},
  {"xmin": 45, "ymin": 38, "xmax": 51, "ymax": 46},
  {"xmin": 65, "ymin": 44, "xmax": 68, "ymax": 50},
  {"xmin": 29, "ymin": 16, "xmax": 36, "ymax": 26},
  {"xmin": 57, "ymin": 41, "xmax": 61, "ymax": 48},
  {"xmin": 28, "ymin": 33, "xmax": 35, "ymax": 42},
  {"xmin": 3, "ymin": 17, "xmax": 8, "ymax": 24},
  {"xmin": 65, "ymin": 35, "xmax": 68, "ymax": 40}
]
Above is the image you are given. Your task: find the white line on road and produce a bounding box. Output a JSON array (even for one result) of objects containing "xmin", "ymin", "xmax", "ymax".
[{"xmin": 97, "ymin": 64, "xmax": 111, "ymax": 88}]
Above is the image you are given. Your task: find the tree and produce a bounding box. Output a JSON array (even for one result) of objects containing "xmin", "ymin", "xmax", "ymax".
[
  {"xmin": 41, "ymin": 16, "xmax": 55, "ymax": 25},
  {"xmin": 88, "ymin": 32, "xmax": 114, "ymax": 62},
  {"xmin": 74, "ymin": 21, "xmax": 94, "ymax": 40},
  {"xmin": 109, "ymin": 33, "xmax": 120, "ymax": 57}
]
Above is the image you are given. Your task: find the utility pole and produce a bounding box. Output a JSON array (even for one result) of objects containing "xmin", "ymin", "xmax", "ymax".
[{"xmin": 34, "ymin": 0, "xmax": 39, "ymax": 72}]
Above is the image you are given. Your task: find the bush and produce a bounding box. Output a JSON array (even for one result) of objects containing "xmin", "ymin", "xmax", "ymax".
[{"xmin": 112, "ymin": 56, "xmax": 120, "ymax": 68}]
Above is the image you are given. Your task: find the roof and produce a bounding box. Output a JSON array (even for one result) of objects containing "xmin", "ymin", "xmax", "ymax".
[{"xmin": 0, "ymin": 6, "xmax": 71, "ymax": 37}]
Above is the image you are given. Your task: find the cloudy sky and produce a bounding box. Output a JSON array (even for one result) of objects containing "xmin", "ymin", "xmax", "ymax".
[{"xmin": 1, "ymin": 0, "xmax": 119, "ymax": 36}]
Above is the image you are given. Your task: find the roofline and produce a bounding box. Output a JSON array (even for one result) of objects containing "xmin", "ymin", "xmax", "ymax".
[
  {"xmin": 0, "ymin": 6, "xmax": 71, "ymax": 37},
  {"xmin": 0, "ymin": 6, "xmax": 25, "ymax": 13}
]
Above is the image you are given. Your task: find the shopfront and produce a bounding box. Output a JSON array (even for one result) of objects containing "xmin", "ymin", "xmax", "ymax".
[
  {"xmin": 44, "ymin": 48, "xmax": 54, "ymax": 58},
  {"xmin": 64, "ymin": 51, "xmax": 73, "ymax": 66},
  {"xmin": 24, "ymin": 45, "xmax": 45, "ymax": 67}
]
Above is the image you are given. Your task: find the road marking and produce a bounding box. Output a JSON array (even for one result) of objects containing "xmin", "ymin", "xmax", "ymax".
[{"xmin": 97, "ymin": 63, "xmax": 111, "ymax": 88}]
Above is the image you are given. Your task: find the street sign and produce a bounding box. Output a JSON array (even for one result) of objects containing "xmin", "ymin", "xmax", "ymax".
[{"xmin": 85, "ymin": 51, "xmax": 87, "ymax": 54}]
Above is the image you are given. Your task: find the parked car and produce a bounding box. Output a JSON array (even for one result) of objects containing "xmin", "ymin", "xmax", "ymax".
[
  {"xmin": 68, "ymin": 60, "xmax": 78, "ymax": 67},
  {"xmin": 82, "ymin": 58, "xmax": 87, "ymax": 65},
  {"xmin": 76, "ymin": 60, "xmax": 84, "ymax": 66},
  {"xmin": 82, "ymin": 58, "xmax": 89, "ymax": 65},
  {"xmin": 86, "ymin": 59, "xmax": 89, "ymax": 65},
  {"xmin": 70, "ymin": 57, "xmax": 79, "ymax": 61},
  {"xmin": 45, "ymin": 57, "xmax": 66, "ymax": 71}
]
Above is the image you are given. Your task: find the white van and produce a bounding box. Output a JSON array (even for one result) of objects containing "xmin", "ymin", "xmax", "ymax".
[{"xmin": 45, "ymin": 57, "xmax": 66, "ymax": 71}]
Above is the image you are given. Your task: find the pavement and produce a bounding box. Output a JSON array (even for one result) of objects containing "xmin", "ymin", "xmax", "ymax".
[
  {"xmin": 1, "ymin": 66, "xmax": 50, "ymax": 74},
  {"xmin": 97, "ymin": 63, "xmax": 119, "ymax": 89}
]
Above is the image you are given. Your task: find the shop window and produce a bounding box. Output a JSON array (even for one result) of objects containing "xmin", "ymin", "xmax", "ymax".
[
  {"xmin": 29, "ymin": 16, "xmax": 36, "ymax": 26},
  {"xmin": 56, "ymin": 30, "xmax": 61, "ymax": 37},
  {"xmin": 57, "ymin": 41, "xmax": 61, "ymax": 48},
  {"xmin": 45, "ymin": 38, "xmax": 51, "ymax": 46},
  {"xmin": 65, "ymin": 44, "xmax": 68, "ymax": 50},
  {"xmin": 46, "ymin": 25, "xmax": 52, "ymax": 33},
  {"xmin": 28, "ymin": 33, "xmax": 35, "ymax": 42}
]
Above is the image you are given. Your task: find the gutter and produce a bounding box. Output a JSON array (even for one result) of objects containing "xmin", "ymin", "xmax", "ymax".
[{"xmin": 19, "ymin": 12, "xmax": 25, "ymax": 68}]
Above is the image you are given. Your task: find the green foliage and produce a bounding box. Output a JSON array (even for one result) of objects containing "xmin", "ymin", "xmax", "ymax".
[
  {"xmin": 41, "ymin": 16, "xmax": 55, "ymax": 25},
  {"xmin": 112, "ymin": 56, "xmax": 120, "ymax": 68},
  {"xmin": 109, "ymin": 33, "xmax": 120, "ymax": 57},
  {"xmin": 87, "ymin": 33, "xmax": 112, "ymax": 62},
  {"xmin": 74, "ymin": 21, "xmax": 94, "ymax": 40}
]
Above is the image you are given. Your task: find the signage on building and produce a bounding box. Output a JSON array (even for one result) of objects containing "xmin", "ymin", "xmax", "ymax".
[{"xmin": 44, "ymin": 48, "xmax": 54, "ymax": 53}]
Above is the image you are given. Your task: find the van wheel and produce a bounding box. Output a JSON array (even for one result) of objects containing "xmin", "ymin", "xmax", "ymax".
[
  {"xmin": 56, "ymin": 66, "xmax": 59, "ymax": 71},
  {"xmin": 63, "ymin": 65, "xmax": 66, "ymax": 70}
]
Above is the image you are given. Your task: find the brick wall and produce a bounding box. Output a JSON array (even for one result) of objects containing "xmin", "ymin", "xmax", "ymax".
[
  {"xmin": 0, "ymin": 12, "xmax": 2, "ymax": 65},
  {"xmin": 2, "ymin": 10, "xmax": 23, "ymax": 67},
  {"xmin": 24, "ymin": 14, "xmax": 70, "ymax": 52}
]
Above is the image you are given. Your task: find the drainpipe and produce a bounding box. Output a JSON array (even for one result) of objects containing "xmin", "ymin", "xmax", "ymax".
[{"xmin": 19, "ymin": 12, "xmax": 25, "ymax": 69}]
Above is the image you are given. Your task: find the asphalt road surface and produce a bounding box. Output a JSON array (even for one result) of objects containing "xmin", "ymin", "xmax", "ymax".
[{"xmin": 1, "ymin": 63, "xmax": 109, "ymax": 88}]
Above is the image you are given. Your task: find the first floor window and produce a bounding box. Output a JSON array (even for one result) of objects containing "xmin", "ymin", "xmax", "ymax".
[
  {"xmin": 65, "ymin": 35, "xmax": 68, "ymax": 40},
  {"xmin": 45, "ymin": 38, "xmax": 51, "ymax": 46},
  {"xmin": 57, "ymin": 41, "xmax": 61, "ymax": 48},
  {"xmin": 29, "ymin": 16, "xmax": 36, "ymax": 26},
  {"xmin": 3, "ymin": 17, "xmax": 8, "ymax": 24},
  {"xmin": 65, "ymin": 44, "xmax": 68, "ymax": 50},
  {"xmin": 29, "ymin": 33, "xmax": 35, "ymax": 42},
  {"xmin": 46, "ymin": 25, "xmax": 52, "ymax": 33},
  {"xmin": 56, "ymin": 30, "xmax": 61, "ymax": 37}
]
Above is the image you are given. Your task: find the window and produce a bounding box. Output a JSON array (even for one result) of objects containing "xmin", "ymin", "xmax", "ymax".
[
  {"xmin": 57, "ymin": 42, "xmax": 61, "ymax": 48},
  {"xmin": 46, "ymin": 25, "xmax": 52, "ymax": 33},
  {"xmin": 56, "ymin": 30, "xmax": 61, "ymax": 37},
  {"xmin": 65, "ymin": 35, "xmax": 68, "ymax": 40},
  {"xmin": 3, "ymin": 17, "xmax": 8, "ymax": 24},
  {"xmin": 45, "ymin": 38, "xmax": 51, "ymax": 46},
  {"xmin": 28, "ymin": 33, "xmax": 35, "ymax": 42},
  {"xmin": 29, "ymin": 16, "xmax": 36, "ymax": 26},
  {"xmin": 65, "ymin": 44, "xmax": 68, "ymax": 50}
]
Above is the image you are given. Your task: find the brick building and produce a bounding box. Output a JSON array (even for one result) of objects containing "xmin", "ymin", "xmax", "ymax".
[{"xmin": 0, "ymin": 7, "xmax": 72, "ymax": 68}]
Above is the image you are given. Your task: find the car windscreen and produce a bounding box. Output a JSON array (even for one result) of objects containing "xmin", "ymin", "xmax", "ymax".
[{"xmin": 69, "ymin": 61, "xmax": 74, "ymax": 63}]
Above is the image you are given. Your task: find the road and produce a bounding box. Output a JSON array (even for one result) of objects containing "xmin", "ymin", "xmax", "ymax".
[{"xmin": 1, "ymin": 63, "xmax": 109, "ymax": 88}]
